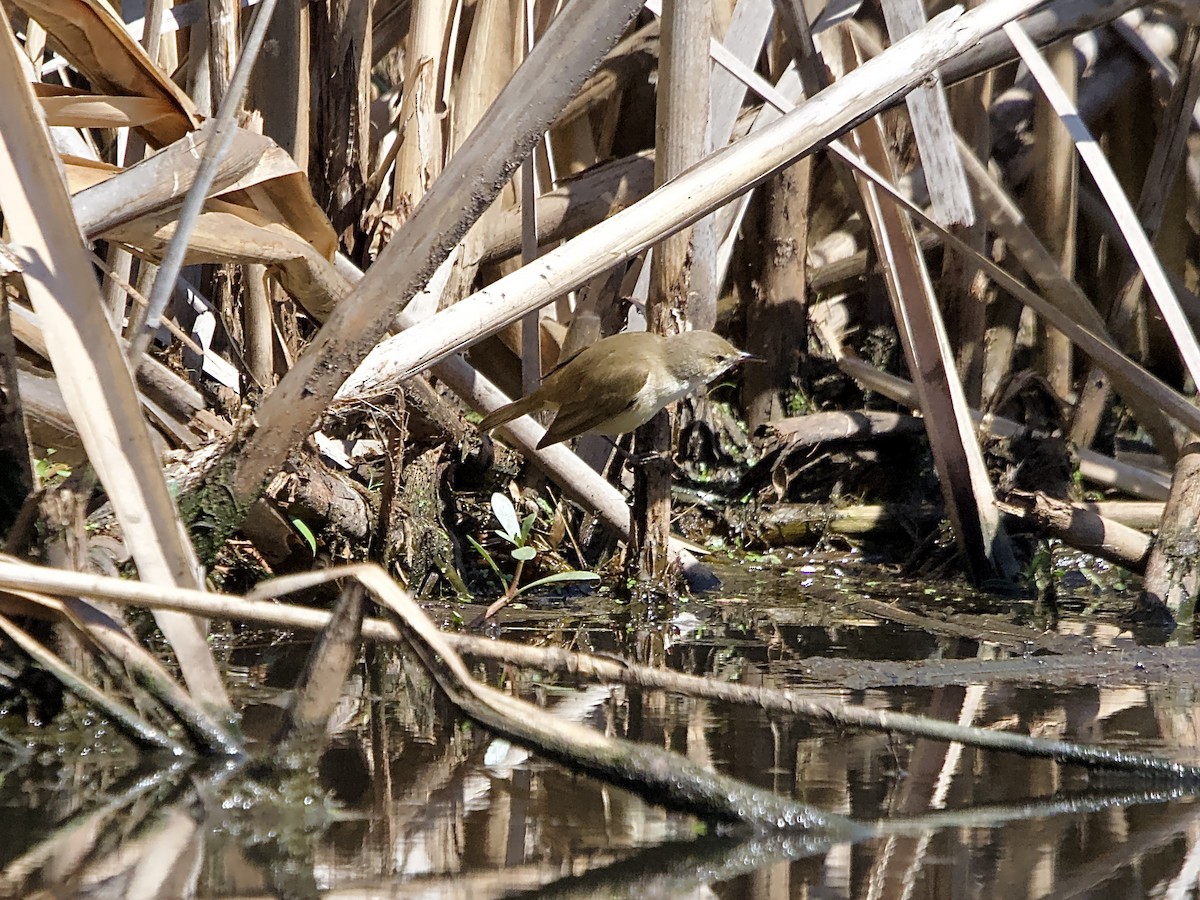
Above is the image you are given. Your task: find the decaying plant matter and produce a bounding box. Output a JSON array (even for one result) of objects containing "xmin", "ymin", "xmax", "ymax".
[{"xmin": 1, "ymin": 0, "xmax": 1200, "ymax": 892}]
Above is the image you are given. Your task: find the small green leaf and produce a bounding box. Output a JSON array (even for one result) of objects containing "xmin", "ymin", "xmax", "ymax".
[
  {"xmin": 291, "ymin": 517, "xmax": 317, "ymax": 555},
  {"xmin": 35, "ymin": 448, "xmax": 72, "ymax": 485},
  {"xmin": 491, "ymin": 492, "xmax": 521, "ymax": 539},
  {"xmin": 519, "ymin": 511, "xmax": 538, "ymax": 544},
  {"xmin": 517, "ymin": 570, "xmax": 600, "ymax": 595},
  {"xmin": 511, "ymin": 546, "xmax": 537, "ymax": 562}
]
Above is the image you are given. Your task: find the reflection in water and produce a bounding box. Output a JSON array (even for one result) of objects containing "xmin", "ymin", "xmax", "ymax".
[{"xmin": 3, "ymin": 555, "xmax": 1200, "ymax": 897}]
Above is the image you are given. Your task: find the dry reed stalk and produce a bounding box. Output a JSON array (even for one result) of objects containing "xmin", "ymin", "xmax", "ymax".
[
  {"xmin": 634, "ymin": 0, "xmax": 711, "ymax": 585},
  {"xmin": 0, "ymin": 7, "xmax": 232, "ymax": 718},
  {"xmin": 830, "ymin": 27, "xmax": 1016, "ymax": 582}
]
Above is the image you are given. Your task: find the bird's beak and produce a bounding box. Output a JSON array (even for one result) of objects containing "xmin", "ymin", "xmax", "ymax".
[{"xmin": 738, "ymin": 351, "xmax": 765, "ymax": 364}]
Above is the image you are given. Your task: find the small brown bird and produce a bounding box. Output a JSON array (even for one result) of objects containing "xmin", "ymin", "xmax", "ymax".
[{"xmin": 478, "ymin": 330, "xmax": 752, "ymax": 449}]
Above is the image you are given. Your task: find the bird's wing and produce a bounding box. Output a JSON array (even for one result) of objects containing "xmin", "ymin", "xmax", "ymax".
[
  {"xmin": 538, "ymin": 366, "xmax": 651, "ymax": 448},
  {"xmin": 481, "ymin": 337, "xmax": 650, "ymax": 431}
]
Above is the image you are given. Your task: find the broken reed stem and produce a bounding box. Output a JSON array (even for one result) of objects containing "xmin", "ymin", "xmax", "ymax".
[{"xmin": 4, "ymin": 559, "xmax": 1198, "ymax": 783}]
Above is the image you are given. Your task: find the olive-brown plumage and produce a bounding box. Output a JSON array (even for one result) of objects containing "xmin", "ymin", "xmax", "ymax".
[{"xmin": 478, "ymin": 330, "xmax": 751, "ymax": 449}]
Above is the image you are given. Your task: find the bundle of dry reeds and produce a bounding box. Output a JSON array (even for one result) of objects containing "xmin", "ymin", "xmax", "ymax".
[{"xmin": 0, "ymin": 0, "xmax": 1196, "ymax": 765}]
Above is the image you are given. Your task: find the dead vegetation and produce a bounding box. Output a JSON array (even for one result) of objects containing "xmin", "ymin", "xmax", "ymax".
[{"xmin": 1, "ymin": 0, "xmax": 1200, "ymax": 891}]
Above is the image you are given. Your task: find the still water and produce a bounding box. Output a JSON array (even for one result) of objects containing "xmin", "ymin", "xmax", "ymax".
[{"xmin": 3, "ymin": 551, "xmax": 1199, "ymax": 898}]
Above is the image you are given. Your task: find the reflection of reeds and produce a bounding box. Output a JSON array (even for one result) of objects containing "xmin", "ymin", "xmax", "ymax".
[
  {"xmin": 7, "ymin": 556, "xmax": 1200, "ymax": 780},
  {"xmin": 3, "ymin": 0, "xmax": 1200, "ymax": 891}
]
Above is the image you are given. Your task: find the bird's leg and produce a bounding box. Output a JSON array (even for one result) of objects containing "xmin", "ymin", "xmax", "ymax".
[{"xmin": 603, "ymin": 435, "xmax": 671, "ymax": 469}]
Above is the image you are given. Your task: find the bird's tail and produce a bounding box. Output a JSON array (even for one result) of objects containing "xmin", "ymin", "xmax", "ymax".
[{"xmin": 478, "ymin": 393, "xmax": 542, "ymax": 432}]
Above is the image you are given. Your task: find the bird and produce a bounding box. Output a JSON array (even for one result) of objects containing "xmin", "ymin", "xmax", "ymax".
[{"xmin": 478, "ymin": 329, "xmax": 753, "ymax": 449}]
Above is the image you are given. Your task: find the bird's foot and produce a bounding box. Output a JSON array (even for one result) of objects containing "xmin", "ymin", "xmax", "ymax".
[{"xmin": 624, "ymin": 449, "xmax": 671, "ymax": 468}]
